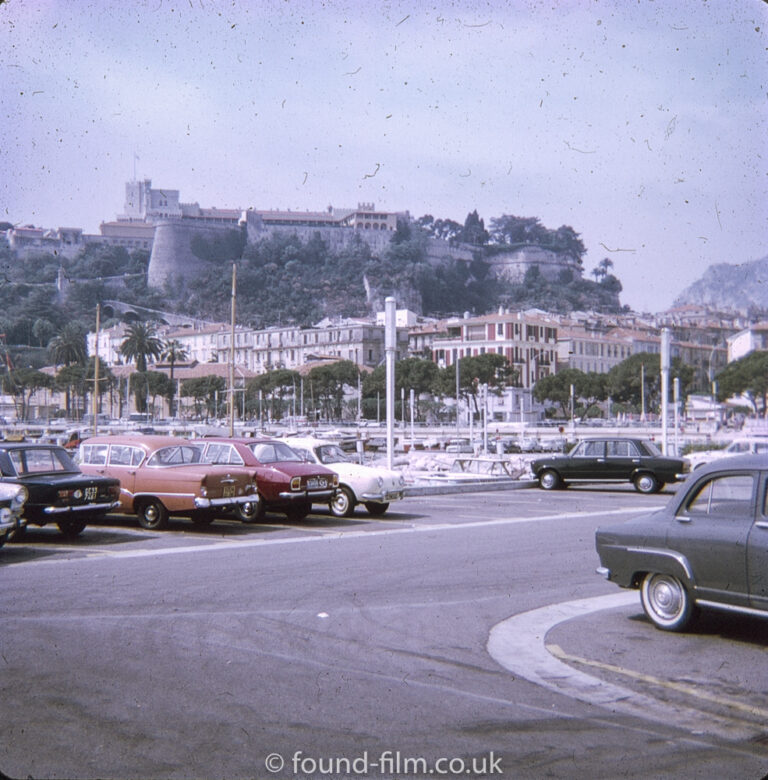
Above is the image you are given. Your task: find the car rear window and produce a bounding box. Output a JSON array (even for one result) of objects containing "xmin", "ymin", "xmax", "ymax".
[
  {"xmin": 202, "ymin": 443, "xmax": 244, "ymax": 465},
  {"xmin": 10, "ymin": 447, "xmax": 75, "ymax": 475},
  {"xmin": 146, "ymin": 445, "xmax": 204, "ymax": 466}
]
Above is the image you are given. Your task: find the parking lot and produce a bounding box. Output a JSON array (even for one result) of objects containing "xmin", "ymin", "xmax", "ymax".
[{"xmin": 3, "ymin": 485, "xmax": 767, "ymax": 779}]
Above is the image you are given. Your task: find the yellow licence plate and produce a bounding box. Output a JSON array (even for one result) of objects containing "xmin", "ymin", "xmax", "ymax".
[{"xmin": 222, "ymin": 486, "xmax": 236, "ymax": 498}]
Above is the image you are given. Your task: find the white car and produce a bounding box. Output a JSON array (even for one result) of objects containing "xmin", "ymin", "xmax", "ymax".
[
  {"xmin": 286, "ymin": 437, "xmax": 406, "ymax": 517},
  {"xmin": 686, "ymin": 436, "xmax": 768, "ymax": 470}
]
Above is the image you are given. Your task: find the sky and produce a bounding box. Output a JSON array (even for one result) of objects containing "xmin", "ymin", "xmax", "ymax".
[{"xmin": 1, "ymin": 0, "xmax": 766, "ymax": 314}]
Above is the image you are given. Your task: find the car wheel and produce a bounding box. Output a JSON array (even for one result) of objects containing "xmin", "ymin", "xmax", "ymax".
[
  {"xmin": 330, "ymin": 487, "xmax": 356, "ymax": 518},
  {"xmin": 56, "ymin": 518, "xmax": 87, "ymax": 538},
  {"xmin": 634, "ymin": 473, "xmax": 660, "ymax": 494},
  {"xmin": 137, "ymin": 499, "xmax": 169, "ymax": 530},
  {"xmin": 285, "ymin": 502, "xmax": 311, "ymax": 521},
  {"xmin": 364, "ymin": 501, "xmax": 389, "ymax": 516},
  {"xmin": 538, "ymin": 469, "xmax": 561, "ymax": 490},
  {"xmin": 235, "ymin": 496, "xmax": 264, "ymax": 523},
  {"xmin": 640, "ymin": 572, "xmax": 696, "ymax": 631}
]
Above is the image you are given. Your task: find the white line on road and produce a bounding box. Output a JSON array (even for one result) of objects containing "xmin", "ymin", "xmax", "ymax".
[{"xmin": 19, "ymin": 506, "xmax": 657, "ymax": 565}]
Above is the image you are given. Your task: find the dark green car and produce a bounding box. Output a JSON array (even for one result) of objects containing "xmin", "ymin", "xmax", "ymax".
[
  {"xmin": 531, "ymin": 436, "xmax": 689, "ymax": 493},
  {"xmin": 595, "ymin": 454, "xmax": 768, "ymax": 631}
]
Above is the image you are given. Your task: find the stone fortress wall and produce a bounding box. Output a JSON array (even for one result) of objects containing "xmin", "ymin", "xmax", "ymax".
[{"xmin": 7, "ymin": 178, "xmax": 584, "ymax": 291}]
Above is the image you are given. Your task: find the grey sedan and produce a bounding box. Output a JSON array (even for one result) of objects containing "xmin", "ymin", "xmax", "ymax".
[{"xmin": 595, "ymin": 454, "xmax": 768, "ymax": 631}]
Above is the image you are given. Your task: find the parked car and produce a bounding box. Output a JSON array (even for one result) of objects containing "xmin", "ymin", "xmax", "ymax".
[
  {"xmin": 286, "ymin": 437, "xmax": 405, "ymax": 517},
  {"xmin": 595, "ymin": 454, "xmax": 768, "ymax": 631},
  {"xmin": 0, "ymin": 482, "xmax": 28, "ymax": 547},
  {"xmin": 686, "ymin": 436, "xmax": 768, "ymax": 470},
  {"xmin": 0, "ymin": 443, "xmax": 120, "ymax": 538},
  {"xmin": 78, "ymin": 435, "xmax": 259, "ymax": 530},
  {"xmin": 531, "ymin": 437, "xmax": 689, "ymax": 493},
  {"xmin": 198, "ymin": 437, "xmax": 338, "ymax": 521}
]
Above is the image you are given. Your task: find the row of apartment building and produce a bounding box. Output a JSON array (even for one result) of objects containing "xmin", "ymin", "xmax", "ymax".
[{"xmin": 87, "ymin": 304, "xmax": 759, "ymax": 395}]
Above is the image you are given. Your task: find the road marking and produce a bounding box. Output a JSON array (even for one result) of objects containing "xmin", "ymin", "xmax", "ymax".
[
  {"xmin": 546, "ymin": 643, "xmax": 768, "ymax": 721},
  {"xmin": 487, "ymin": 593, "xmax": 766, "ymax": 741},
  {"xmin": 15, "ymin": 506, "xmax": 656, "ymax": 565}
]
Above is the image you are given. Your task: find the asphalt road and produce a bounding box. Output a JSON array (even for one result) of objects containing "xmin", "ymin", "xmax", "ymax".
[{"xmin": 2, "ymin": 486, "xmax": 767, "ymax": 780}]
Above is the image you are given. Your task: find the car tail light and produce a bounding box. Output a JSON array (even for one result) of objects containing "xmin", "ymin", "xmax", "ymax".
[
  {"xmin": 200, "ymin": 485, "xmax": 209, "ymax": 498},
  {"xmin": 57, "ymin": 489, "xmax": 74, "ymax": 499},
  {"xmin": 290, "ymin": 476, "xmax": 301, "ymax": 491},
  {"xmin": 332, "ymin": 474, "xmax": 339, "ymax": 487},
  {"xmin": 109, "ymin": 484, "xmax": 121, "ymax": 500}
]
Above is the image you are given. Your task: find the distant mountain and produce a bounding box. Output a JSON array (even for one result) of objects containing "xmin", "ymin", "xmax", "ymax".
[{"xmin": 673, "ymin": 255, "xmax": 768, "ymax": 313}]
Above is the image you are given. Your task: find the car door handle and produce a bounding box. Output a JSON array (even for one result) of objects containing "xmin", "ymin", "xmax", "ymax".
[{"xmin": 676, "ymin": 516, "xmax": 692, "ymax": 523}]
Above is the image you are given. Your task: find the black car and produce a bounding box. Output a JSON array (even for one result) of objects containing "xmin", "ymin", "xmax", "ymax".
[
  {"xmin": 595, "ymin": 454, "xmax": 768, "ymax": 631},
  {"xmin": 0, "ymin": 443, "xmax": 120, "ymax": 538},
  {"xmin": 530, "ymin": 436, "xmax": 689, "ymax": 494}
]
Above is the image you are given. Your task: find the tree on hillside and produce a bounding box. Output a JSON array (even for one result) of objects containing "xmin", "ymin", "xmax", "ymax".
[
  {"xmin": 461, "ymin": 210, "xmax": 489, "ymax": 245},
  {"xmin": 48, "ymin": 322, "xmax": 87, "ymax": 367}
]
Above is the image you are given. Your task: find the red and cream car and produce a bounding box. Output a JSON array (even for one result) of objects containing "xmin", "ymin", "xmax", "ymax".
[
  {"xmin": 198, "ymin": 437, "xmax": 338, "ymax": 521},
  {"xmin": 78, "ymin": 435, "xmax": 260, "ymax": 530}
]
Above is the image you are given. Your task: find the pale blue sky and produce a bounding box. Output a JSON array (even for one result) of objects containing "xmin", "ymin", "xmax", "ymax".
[{"xmin": 2, "ymin": 0, "xmax": 766, "ymax": 313}]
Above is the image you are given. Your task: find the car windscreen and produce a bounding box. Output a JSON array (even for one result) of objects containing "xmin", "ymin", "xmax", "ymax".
[
  {"xmin": 8, "ymin": 447, "xmax": 78, "ymax": 476},
  {"xmin": 316, "ymin": 444, "xmax": 352, "ymax": 464},
  {"xmin": 146, "ymin": 444, "xmax": 204, "ymax": 466},
  {"xmin": 249, "ymin": 441, "xmax": 303, "ymax": 463}
]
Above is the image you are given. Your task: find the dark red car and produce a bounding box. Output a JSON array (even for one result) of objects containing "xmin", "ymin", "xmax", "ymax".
[{"xmin": 198, "ymin": 438, "xmax": 338, "ymax": 521}]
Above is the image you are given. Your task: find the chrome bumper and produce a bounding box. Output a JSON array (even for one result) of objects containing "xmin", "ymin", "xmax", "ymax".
[
  {"xmin": 0, "ymin": 512, "xmax": 26, "ymax": 533},
  {"xmin": 596, "ymin": 566, "xmax": 611, "ymax": 579},
  {"xmin": 278, "ymin": 490, "xmax": 336, "ymax": 502},
  {"xmin": 44, "ymin": 500, "xmax": 120, "ymax": 515},
  {"xmin": 195, "ymin": 492, "xmax": 260, "ymax": 509},
  {"xmin": 360, "ymin": 490, "xmax": 404, "ymax": 502}
]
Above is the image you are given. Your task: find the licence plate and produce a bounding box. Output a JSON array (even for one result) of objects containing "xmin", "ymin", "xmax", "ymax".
[
  {"xmin": 222, "ymin": 486, "xmax": 236, "ymax": 498},
  {"xmin": 307, "ymin": 478, "xmax": 327, "ymax": 490},
  {"xmin": 85, "ymin": 487, "xmax": 98, "ymax": 501}
]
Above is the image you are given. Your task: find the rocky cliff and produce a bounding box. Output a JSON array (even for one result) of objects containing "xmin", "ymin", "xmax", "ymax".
[{"xmin": 673, "ymin": 255, "xmax": 768, "ymax": 313}]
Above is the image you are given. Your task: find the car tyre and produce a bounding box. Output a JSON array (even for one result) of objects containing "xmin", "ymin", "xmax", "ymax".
[
  {"xmin": 330, "ymin": 487, "xmax": 356, "ymax": 518},
  {"xmin": 538, "ymin": 469, "xmax": 561, "ymax": 490},
  {"xmin": 640, "ymin": 572, "xmax": 696, "ymax": 631},
  {"xmin": 235, "ymin": 497, "xmax": 264, "ymax": 523},
  {"xmin": 364, "ymin": 501, "xmax": 389, "ymax": 516},
  {"xmin": 634, "ymin": 473, "xmax": 660, "ymax": 494},
  {"xmin": 56, "ymin": 518, "xmax": 87, "ymax": 538},
  {"xmin": 137, "ymin": 498, "xmax": 169, "ymax": 530}
]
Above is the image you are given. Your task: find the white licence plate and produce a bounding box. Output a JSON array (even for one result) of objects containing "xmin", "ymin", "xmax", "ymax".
[{"xmin": 307, "ymin": 478, "xmax": 327, "ymax": 490}]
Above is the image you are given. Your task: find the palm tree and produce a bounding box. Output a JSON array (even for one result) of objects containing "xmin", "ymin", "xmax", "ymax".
[
  {"xmin": 120, "ymin": 322, "xmax": 163, "ymax": 413},
  {"xmin": 162, "ymin": 339, "xmax": 189, "ymax": 418},
  {"xmin": 48, "ymin": 322, "xmax": 87, "ymax": 418},
  {"xmin": 48, "ymin": 322, "xmax": 87, "ymax": 367}
]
